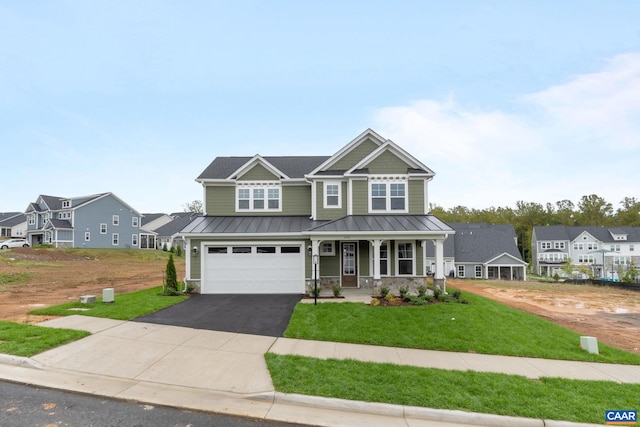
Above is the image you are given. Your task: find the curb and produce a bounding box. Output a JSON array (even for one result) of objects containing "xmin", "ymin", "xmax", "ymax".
[
  {"xmin": 253, "ymin": 392, "xmax": 601, "ymax": 427},
  {"xmin": 0, "ymin": 354, "xmax": 45, "ymax": 370}
]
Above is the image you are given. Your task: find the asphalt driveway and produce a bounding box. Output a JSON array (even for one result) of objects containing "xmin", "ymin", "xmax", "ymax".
[{"xmin": 133, "ymin": 294, "xmax": 302, "ymax": 337}]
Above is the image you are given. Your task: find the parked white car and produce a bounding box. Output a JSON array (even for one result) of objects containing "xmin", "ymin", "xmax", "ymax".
[{"xmin": 0, "ymin": 239, "xmax": 30, "ymax": 249}]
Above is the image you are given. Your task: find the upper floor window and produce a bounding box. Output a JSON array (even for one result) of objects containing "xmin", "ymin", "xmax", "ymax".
[
  {"xmin": 554, "ymin": 242, "xmax": 565, "ymax": 249},
  {"xmin": 573, "ymin": 243, "xmax": 584, "ymax": 250},
  {"xmin": 100, "ymin": 223, "xmax": 107, "ymax": 234},
  {"xmin": 132, "ymin": 217, "xmax": 139, "ymax": 227},
  {"xmin": 62, "ymin": 200, "xmax": 70, "ymax": 208},
  {"xmin": 324, "ymin": 182, "xmax": 341, "ymax": 208},
  {"xmin": 610, "ymin": 244, "xmax": 621, "ymax": 252},
  {"xmin": 236, "ymin": 184, "xmax": 281, "ymax": 212},
  {"xmin": 540, "ymin": 242, "xmax": 551, "ymax": 249},
  {"xmin": 370, "ymin": 180, "xmax": 407, "ymax": 213},
  {"xmin": 113, "ymin": 215, "xmax": 119, "ymax": 226},
  {"xmin": 587, "ymin": 243, "xmax": 598, "ymax": 250},
  {"xmin": 28, "ymin": 215, "xmax": 36, "ymax": 225}
]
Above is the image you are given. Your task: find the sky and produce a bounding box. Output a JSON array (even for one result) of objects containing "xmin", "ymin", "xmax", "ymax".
[{"xmin": 2, "ymin": 1, "xmax": 640, "ymax": 214}]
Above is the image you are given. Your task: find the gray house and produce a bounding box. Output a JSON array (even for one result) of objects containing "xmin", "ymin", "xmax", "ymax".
[
  {"xmin": 181, "ymin": 129, "xmax": 455, "ymax": 294},
  {"xmin": 25, "ymin": 193, "xmax": 155, "ymax": 249},
  {"xmin": 532, "ymin": 225, "xmax": 640, "ymax": 279},
  {"xmin": 425, "ymin": 223, "xmax": 527, "ymax": 280},
  {"xmin": 0, "ymin": 212, "xmax": 27, "ymax": 238}
]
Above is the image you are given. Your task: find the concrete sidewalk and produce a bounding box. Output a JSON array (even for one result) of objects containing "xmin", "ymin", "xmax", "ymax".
[{"xmin": 0, "ymin": 315, "xmax": 623, "ymax": 426}]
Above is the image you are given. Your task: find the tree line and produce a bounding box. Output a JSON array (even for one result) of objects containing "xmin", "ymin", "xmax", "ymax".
[{"xmin": 430, "ymin": 194, "xmax": 640, "ymax": 263}]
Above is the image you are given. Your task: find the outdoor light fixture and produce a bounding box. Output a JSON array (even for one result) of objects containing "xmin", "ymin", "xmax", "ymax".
[
  {"xmin": 192, "ymin": 245, "xmax": 198, "ymax": 255},
  {"xmin": 307, "ymin": 245, "xmax": 312, "ymax": 256}
]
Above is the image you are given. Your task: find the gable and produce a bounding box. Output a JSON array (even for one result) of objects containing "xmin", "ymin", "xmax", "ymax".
[
  {"xmin": 237, "ymin": 163, "xmax": 280, "ymax": 181},
  {"xmin": 486, "ymin": 253, "xmax": 527, "ymax": 266},
  {"xmin": 366, "ymin": 150, "xmax": 412, "ymax": 174},
  {"xmin": 329, "ymin": 137, "xmax": 381, "ymax": 171}
]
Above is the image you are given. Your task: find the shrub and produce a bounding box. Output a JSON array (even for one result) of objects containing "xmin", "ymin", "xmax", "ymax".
[
  {"xmin": 162, "ymin": 243, "xmax": 168, "ymax": 252},
  {"xmin": 451, "ymin": 289, "xmax": 462, "ymax": 300},
  {"xmin": 408, "ymin": 295, "xmax": 432, "ymax": 305},
  {"xmin": 384, "ymin": 292, "xmax": 396, "ymax": 302},
  {"xmin": 417, "ymin": 285, "xmax": 427, "ymax": 297},
  {"xmin": 433, "ymin": 287, "xmax": 442, "ymax": 300},
  {"xmin": 332, "ymin": 284, "xmax": 342, "ymax": 297},
  {"xmin": 379, "ymin": 285, "xmax": 390, "ymax": 298},
  {"xmin": 370, "ymin": 297, "xmax": 380, "ymax": 307},
  {"xmin": 398, "ymin": 286, "xmax": 409, "ymax": 301},
  {"xmin": 175, "ymin": 245, "xmax": 183, "ymax": 257},
  {"xmin": 308, "ymin": 283, "xmax": 322, "ymax": 297},
  {"xmin": 163, "ymin": 254, "xmax": 180, "ymax": 296}
]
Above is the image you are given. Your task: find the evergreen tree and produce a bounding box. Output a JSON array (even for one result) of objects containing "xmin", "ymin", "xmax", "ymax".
[{"xmin": 164, "ymin": 254, "xmax": 179, "ymax": 295}]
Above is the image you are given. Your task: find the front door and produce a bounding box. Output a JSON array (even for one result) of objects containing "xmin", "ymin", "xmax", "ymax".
[{"xmin": 341, "ymin": 242, "xmax": 357, "ymax": 287}]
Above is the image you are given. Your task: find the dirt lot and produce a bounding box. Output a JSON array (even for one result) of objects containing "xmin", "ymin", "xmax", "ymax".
[
  {"xmin": 449, "ymin": 279, "xmax": 640, "ymax": 355},
  {"xmin": 0, "ymin": 247, "xmax": 184, "ymax": 324},
  {"xmin": 2, "ymin": 248, "xmax": 640, "ymax": 354}
]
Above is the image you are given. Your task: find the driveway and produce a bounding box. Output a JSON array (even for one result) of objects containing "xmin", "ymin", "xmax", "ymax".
[{"xmin": 133, "ymin": 294, "xmax": 302, "ymax": 337}]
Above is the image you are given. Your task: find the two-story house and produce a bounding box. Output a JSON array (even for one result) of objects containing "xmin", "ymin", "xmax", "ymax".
[
  {"xmin": 0, "ymin": 212, "xmax": 27, "ymax": 238},
  {"xmin": 532, "ymin": 225, "xmax": 640, "ymax": 279},
  {"xmin": 180, "ymin": 129, "xmax": 454, "ymax": 294},
  {"xmin": 25, "ymin": 193, "xmax": 156, "ymax": 249}
]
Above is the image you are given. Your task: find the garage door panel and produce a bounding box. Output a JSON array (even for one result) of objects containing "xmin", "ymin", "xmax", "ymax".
[{"xmin": 203, "ymin": 244, "xmax": 304, "ymax": 294}]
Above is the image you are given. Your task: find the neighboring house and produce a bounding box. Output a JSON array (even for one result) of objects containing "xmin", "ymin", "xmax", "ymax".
[
  {"xmin": 532, "ymin": 225, "xmax": 640, "ymax": 279},
  {"xmin": 141, "ymin": 213, "xmax": 174, "ymax": 232},
  {"xmin": 425, "ymin": 223, "xmax": 527, "ymax": 281},
  {"xmin": 180, "ymin": 129, "xmax": 455, "ymax": 294},
  {"xmin": 0, "ymin": 212, "xmax": 27, "ymax": 238},
  {"xmin": 155, "ymin": 212, "xmax": 200, "ymax": 251},
  {"xmin": 24, "ymin": 193, "xmax": 155, "ymax": 249}
]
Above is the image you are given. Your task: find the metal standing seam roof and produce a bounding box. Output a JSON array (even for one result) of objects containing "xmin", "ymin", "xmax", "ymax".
[
  {"xmin": 308, "ymin": 215, "xmax": 453, "ymax": 233},
  {"xmin": 180, "ymin": 216, "xmax": 329, "ymax": 234}
]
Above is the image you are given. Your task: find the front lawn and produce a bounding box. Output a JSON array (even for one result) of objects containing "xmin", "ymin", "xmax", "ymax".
[
  {"xmin": 285, "ymin": 291, "xmax": 640, "ymax": 364},
  {"xmin": 29, "ymin": 286, "xmax": 188, "ymax": 320},
  {"xmin": 266, "ymin": 353, "xmax": 637, "ymax": 425},
  {"xmin": 0, "ymin": 322, "xmax": 90, "ymax": 357}
]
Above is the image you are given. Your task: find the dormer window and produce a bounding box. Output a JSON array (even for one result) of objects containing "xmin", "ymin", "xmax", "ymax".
[
  {"xmin": 62, "ymin": 200, "xmax": 70, "ymax": 208},
  {"xmin": 236, "ymin": 183, "xmax": 281, "ymax": 212}
]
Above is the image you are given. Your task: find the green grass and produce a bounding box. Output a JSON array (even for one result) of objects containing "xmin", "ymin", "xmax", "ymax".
[
  {"xmin": 0, "ymin": 272, "xmax": 31, "ymax": 291},
  {"xmin": 265, "ymin": 353, "xmax": 637, "ymax": 425},
  {"xmin": 285, "ymin": 291, "xmax": 640, "ymax": 364},
  {"xmin": 29, "ymin": 286, "xmax": 189, "ymax": 320},
  {"xmin": 0, "ymin": 322, "xmax": 90, "ymax": 357}
]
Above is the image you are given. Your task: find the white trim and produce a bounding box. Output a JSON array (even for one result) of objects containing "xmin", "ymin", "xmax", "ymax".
[
  {"xmin": 323, "ymin": 181, "xmax": 342, "ymax": 209},
  {"xmin": 236, "ymin": 183, "xmax": 282, "ymax": 212},
  {"xmin": 308, "ymin": 129, "xmax": 386, "ymax": 175},
  {"xmin": 395, "ymin": 240, "xmax": 415, "ymax": 276},
  {"xmin": 368, "ymin": 179, "xmax": 409, "ymax": 214}
]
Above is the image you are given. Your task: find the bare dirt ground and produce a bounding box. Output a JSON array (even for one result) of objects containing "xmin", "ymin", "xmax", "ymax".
[
  {"xmin": 0, "ymin": 247, "xmax": 184, "ymax": 324},
  {"xmin": 449, "ymin": 279, "xmax": 640, "ymax": 355}
]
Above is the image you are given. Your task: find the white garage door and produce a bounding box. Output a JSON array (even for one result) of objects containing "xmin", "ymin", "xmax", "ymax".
[{"xmin": 202, "ymin": 243, "xmax": 305, "ymax": 294}]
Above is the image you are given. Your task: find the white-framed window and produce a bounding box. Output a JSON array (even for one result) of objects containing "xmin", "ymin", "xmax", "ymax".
[
  {"xmin": 631, "ymin": 245, "xmax": 635, "ymax": 252},
  {"xmin": 613, "ymin": 256, "xmax": 631, "ymax": 265},
  {"xmin": 458, "ymin": 265, "xmax": 465, "ymax": 277},
  {"xmin": 396, "ymin": 241, "xmax": 414, "ymax": 275},
  {"xmin": 587, "ymin": 243, "xmax": 599, "ymax": 250},
  {"xmin": 112, "ymin": 233, "xmax": 119, "ymax": 245},
  {"xmin": 323, "ymin": 182, "xmax": 341, "ymax": 208},
  {"xmin": 380, "ymin": 242, "xmax": 388, "ymax": 275},
  {"xmin": 62, "ymin": 200, "xmax": 70, "ymax": 208},
  {"xmin": 236, "ymin": 184, "xmax": 281, "ymax": 212},
  {"xmin": 28, "ymin": 215, "xmax": 36, "ymax": 225},
  {"xmin": 578, "ymin": 255, "xmax": 595, "ymax": 263},
  {"xmin": 573, "ymin": 243, "xmax": 584, "ymax": 250},
  {"xmin": 84, "ymin": 232, "xmax": 90, "ymax": 241},
  {"xmin": 113, "ymin": 215, "xmax": 119, "ymax": 226},
  {"xmin": 369, "ymin": 180, "xmax": 408, "ymax": 213},
  {"xmin": 100, "ymin": 223, "xmax": 107, "ymax": 234},
  {"xmin": 132, "ymin": 234, "xmax": 138, "ymax": 246},
  {"xmin": 540, "ymin": 242, "xmax": 551, "ymax": 249},
  {"xmin": 320, "ymin": 242, "xmax": 335, "ymax": 256},
  {"xmin": 554, "ymin": 242, "xmax": 565, "ymax": 249},
  {"xmin": 132, "ymin": 217, "xmax": 139, "ymax": 227},
  {"xmin": 475, "ymin": 265, "xmax": 482, "ymax": 278},
  {"xmin": 610, "ymin": 244, "xmax": 621, "ymax": 252}
]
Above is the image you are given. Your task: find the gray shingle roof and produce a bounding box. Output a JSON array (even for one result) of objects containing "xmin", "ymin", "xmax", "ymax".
[
  {"xmin": 155, "ymin": 213, "xmax": 201, "ymax": 237},
  {"xmin": 197, "ymin": 156, "xmax": 330, "ymax": 180},
  {"xmin": 533, "ymin": 225, "xmax": 640, "ymax": 243}
]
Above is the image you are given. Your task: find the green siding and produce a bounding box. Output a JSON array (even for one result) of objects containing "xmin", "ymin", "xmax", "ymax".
[
  {"xmin": 351, "ymin": 180, "xmax": 368, "ymax": 215},
  {"xmin": 358, "ymin": 241, "xmax": 370, "ymax": 276},
  {"xmin": 316, "ymin": 181, "xmax": 347, "ymax": 220},
  {"xmin": 205, "ymin": 186, "xmax": 235, "ymax": 215},
  {"xmin": 319, "ymin": 246, "xmax": 340, "ymax": 276},
  {"xmin": 408, "ymin": 180, "xmax": 425, "ymax": 214},
  {"xmin": 238, "ymin": 164, "xmax": 279, "ymax": 180},
  {"xmin": 331, "ymin": 138, "xmax": 380, "ymax": 170},
  {"xmin": 367, "ymin": 151, "xmax": 411, "ymax": 174},
  {"xmin": 282, "ymin": 185, "xmax": 312, "ymax": 216}
]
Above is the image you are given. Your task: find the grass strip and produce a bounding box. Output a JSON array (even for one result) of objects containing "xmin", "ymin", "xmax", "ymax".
[
  {"xmin": 29, "ymin": 286, "xmax": 188, "ymax": 320},
  {"xmin": 0, "ymin": 322, "xmax": 90, "ymax": 357},
  {"xmin": 265, "ymin": 353, "xmax": 638, "ymax": 425},
  {"xmin": 285, "ymin": 291, "xmax": 640, "ymax": 364}
]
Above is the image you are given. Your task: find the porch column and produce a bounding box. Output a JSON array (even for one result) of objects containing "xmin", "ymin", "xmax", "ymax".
[
  {"xmin": 433, "ymin": 238, "xmax": 446, "ymax": 293},
  {"xmin": 421, "ymin": 240, "xmax": 427, "ymax": 275},
  {"xmin": 310, "ymin": 239, "xmax": 321, "ymax": 281},
  {"xmin": 371, "ymin": 239, "xmax": 382, "ymax": 280}
]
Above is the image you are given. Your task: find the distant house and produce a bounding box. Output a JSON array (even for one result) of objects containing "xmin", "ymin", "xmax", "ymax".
[
  {"xmin": 155, "ymin": 212, "xmax": 200, "ymax": 251},
  {"xmin": 0, "ymin": 212, "xmax": 27, "ymax": 238},
  {"xmin": 25, "ymin": 193, "xmax": 155, "ymax": 249},
  {"xmin": 532, "ymin": 225, "xmax": 640, "ymax": 279},
  {"xmin": 141, "ymin": 213, "xmax": 174, "ymax": 232},
  {"xmin": 425, "ymin": 223, "xmax": 527, "ymax": 280}
]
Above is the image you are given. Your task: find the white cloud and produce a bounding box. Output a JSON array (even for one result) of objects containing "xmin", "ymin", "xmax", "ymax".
[{"xmin": 373, "ymin": 52, "xmax": 640, "ymax": 210}]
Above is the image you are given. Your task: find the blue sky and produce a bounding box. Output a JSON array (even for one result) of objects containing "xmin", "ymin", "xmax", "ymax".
[{"xmin": 2, "ymin": 1, "xmax": 640, "ymax": 214}]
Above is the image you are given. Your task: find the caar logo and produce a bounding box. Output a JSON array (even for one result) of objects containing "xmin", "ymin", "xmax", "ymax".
[{"xmin": 606, "ymin": 410, "xmax": 637, "ymax": 425}]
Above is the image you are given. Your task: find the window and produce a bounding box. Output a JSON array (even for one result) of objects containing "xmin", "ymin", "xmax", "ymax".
[
  {"xmin": 610, "ymin": 244, "xmax": 621, "ymax": 252},
  {"xmin": 397, "ymin": 242, "xmax": 413, "ymax": 275},
  {"xmin": 113, "ymin": 215, "xmax": 119, "ymax": 226},
  {"xmin": 324, "ymin": 182, "xmax": 341, "ymax": 208},
  {"xmin": 320, "ymin": 242, "xmax": 335, "ymax": 256},
  {"xmin": 578, "ymin": 255, "xmax": 595, "ymax": 263},
  {"xmin": 573, "ymin": 243, "xmax": 584, "ymax": 250},
  {"xmin": 62, "ymin": 200, "xmax": 70, "ymax": 208},
  {"xmin": 380, "ymin": 243, "xmax": 388, "ymax": 275},
  {"xmin": 28, "ymin": 215, "xmax": 35, "ymax": 225},
  {"xmin": 100, "ymin": 223, "xmax": 107, "ymax": 234},
  {"xmin": 232, "ymin": 246, "xmax": 251, "ymax": 253},
  {"xmin": 112, "ymin": 233, "xmax": 119, "ymax": 245},
  {"xmin": 458, "ymin": 265, "xmax": 465, "ymax": 277},
  {"xmin": 613, "ymin": 256, "xmax": 631, "ymax": 265},
  {"xmin": 208, "ymin": 247, "xmax": 228, "ymax": 254},
  {"xmin": 369, "ymin": 181, "xmax": 407, "ymax": 213},
  {"xmin": 587, "ymin": 243, "xmax": 599, "ymax": 250},
  {"xmin": 132, "ymin": 234, "xmax": 138, "ymax": 246},
  {"xmin": 475, "ymin": 265, "xmax": 482, "ymax": 278},
  {"xmin": 236, "ymin": 184, "xmax": 281, "ymax": 212},
  {"xmin": 631, "ymin": 245, "xmax": 635, "ymax": 252},
  {"xmin": 554, "ymin": 242, "xmax": 565, "ymax": 249},
  {"xmin": 281, "ymin": 246, "xmax": 301, "ymax": 253},
  {"xmin": 540, "ymin": 242, "xmax": 551, "ymax": 249},
  {"xmin": 257, "ymin": 246, "xmax": 276, "ymax": 253},
  {"xmin": 84, "ymin": 232, "xmax": 90, "ymax": 241},
  {"xmin": 132, "ymin": 217, "xmax": 139, "ymax": 227}
]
